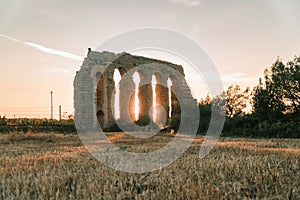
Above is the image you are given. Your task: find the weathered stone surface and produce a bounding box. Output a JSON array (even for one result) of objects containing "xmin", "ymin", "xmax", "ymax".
[{"xmin": 74, "ymin": 50, "xmax": 195, "ymax": 131}]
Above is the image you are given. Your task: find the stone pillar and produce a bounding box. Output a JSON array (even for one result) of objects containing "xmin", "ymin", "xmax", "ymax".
[
  {"xmin": 106, "ymin": 72, "xmax": 116, "ymax": 128},
  {"xmin": 138, "ymin": 75, "xmax": 152, "ymax": 123},
  {"xmin": 156, "ymin": 77, "xmax": 169, "ymax": 124},
  {"xmin": 119, "ymin": 74, "xmax": 135, "ymax": 124},
  {"xmin": 74, "ymin": 69, "xmax": 94, "ymax": 132}
]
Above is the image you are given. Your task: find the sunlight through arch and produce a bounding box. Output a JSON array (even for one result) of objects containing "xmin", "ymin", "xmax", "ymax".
[
  {"xmin": 152, "ymin": 75, "xmax": 157, "ymax": 123},
  {"xmin": 113, "ymin": 69, "xmax": 122, "ymax": 119},
  {"xmin": 133, "ymin": 72, "xmax": 140, "ymax": 121},
  {"xmin": 167, "ymin": 77, "xmax": 173, "ymax": 118}
]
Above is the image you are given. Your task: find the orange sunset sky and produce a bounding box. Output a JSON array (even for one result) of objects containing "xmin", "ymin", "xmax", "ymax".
[{"xmin": 0, "ymin": 0, "xmax": 300, "ymax": 119}]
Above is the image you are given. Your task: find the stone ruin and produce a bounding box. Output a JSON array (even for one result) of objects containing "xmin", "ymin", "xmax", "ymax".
[{"xmin": 74, "ymin": 50, "xmax": 196, "ymax": 132}]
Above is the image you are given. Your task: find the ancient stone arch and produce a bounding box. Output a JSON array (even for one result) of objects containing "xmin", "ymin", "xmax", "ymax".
[{"xmin": 74, "ymin": 50, "xmax": 195, "ymax": 131}]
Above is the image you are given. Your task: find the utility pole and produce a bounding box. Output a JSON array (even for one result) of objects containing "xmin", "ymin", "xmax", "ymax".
[
  {"xmin": 59, "ymin": 105, "xmax": 61, "ymax": 121},
  {"xmin": 50, "ymin": 91, "xmax": 53, "ymax": 120}
]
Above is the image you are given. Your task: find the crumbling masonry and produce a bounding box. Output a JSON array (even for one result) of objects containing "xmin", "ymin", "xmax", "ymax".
[{"xmin": 74, "ymin": 50, "xmax": 195, "ymax": 131}]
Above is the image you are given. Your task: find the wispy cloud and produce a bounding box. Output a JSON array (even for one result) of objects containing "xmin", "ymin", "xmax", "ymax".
[
  {"xmin": 0, "ymin": 34, "xmax": 21, "ymax": 43},
  {"xmin": 0, "ymin": 33, "xmax": 83, "ymax": 61},
  {"xmin": 169, "ymin": 0, "xmax": 204, "ymax": 6}
]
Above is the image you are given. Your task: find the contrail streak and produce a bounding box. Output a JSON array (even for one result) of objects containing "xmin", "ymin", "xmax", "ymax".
[{"xmin": 0, "ymin": 33, "xmax": 83, "ymax": 61}]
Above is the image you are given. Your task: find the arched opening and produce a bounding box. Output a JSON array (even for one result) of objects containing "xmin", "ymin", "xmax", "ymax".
[
  {"xmin": 151, "ymin": 75, "xmax": 157, "ymax": 123},
  {"xmin": 113, "ymin": 68, "xmax": 122, "ymax": 119},
  {"xmin": 167, "ymin": 77, "xmax": 172, "ymax": 118},
  {"xmin": 97, "ymin": 110, "xmax": 105, "ymax": 128},
  {"xmin": 132, "ymin": 72, "xmax": 140, "ymax": 121},
  {"xmin": 96, "ymin": 71, "xmax": 102, "ymax": 79}
]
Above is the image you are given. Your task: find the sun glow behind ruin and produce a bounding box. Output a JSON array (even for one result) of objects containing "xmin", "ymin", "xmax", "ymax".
[
  {"xmin": 113, "ymin": 69, "xmax": 122, "ymax": 119},
  {"xmin": 113, "ymin": 71, "xmax": 174, "ymax": 124},
  {"xmin": 152, "ymin": 75, "xmax": 157, "ymax": 123},
  {"xmin": 133, "ymin": 72, "xmax": 140, "ymax": 121},
  {"xmin": 167, "ymin": 78, "xmax": 172, "ymax": 118}
]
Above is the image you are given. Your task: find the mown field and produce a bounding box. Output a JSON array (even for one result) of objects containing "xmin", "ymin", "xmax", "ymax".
[{"xmin": 0, "ymin": 132, "xmax": 299, "ymax": 199}]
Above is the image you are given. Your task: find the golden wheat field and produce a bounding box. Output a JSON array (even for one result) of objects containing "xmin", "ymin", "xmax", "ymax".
[{"xmin": 0, "ymin": 132, "xmax": 299, "ymax": 200}]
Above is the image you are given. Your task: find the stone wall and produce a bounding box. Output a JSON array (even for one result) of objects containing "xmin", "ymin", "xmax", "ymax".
[{"xmin": 74, "ymin": 50, "xmax": 196, "ymax": 131}]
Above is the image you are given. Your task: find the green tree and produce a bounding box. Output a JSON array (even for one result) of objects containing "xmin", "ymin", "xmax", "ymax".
[
  {"xmin": 253, "ymin": 57, "xmax": 300, "ymax": 117},
  {"xmin": 213, "ymin": 85, "xmax": 250, "ymax": 118},
  {"xmin": 198, "ymin": 95, "xmax": 212, "ymax": 133},
  {"xmin": 252, "ymin": 76, "xmax": 274, "ymax": 120},
  {"xmin": 278, "ymin": 57, "xmax": 300, "ymax": 114}
]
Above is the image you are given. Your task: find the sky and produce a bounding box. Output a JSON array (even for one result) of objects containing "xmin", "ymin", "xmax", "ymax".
[{"xmin": 0, "ymin": 0, "xmax": 300, "ymax": 118}]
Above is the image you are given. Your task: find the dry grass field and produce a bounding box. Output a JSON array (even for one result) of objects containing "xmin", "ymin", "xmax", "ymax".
[{"xmin": 0, "ymin": 132, "xmax": 299, "ymax": 199}]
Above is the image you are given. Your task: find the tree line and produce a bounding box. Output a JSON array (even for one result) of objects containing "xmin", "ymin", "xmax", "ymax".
[{"xmin": 194, "ymin": 56, "xmax": 300, "ymax": 138}]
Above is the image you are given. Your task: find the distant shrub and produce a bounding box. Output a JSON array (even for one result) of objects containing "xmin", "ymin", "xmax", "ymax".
[{"xmin": 0, "ymin": 118, "xmax": 76, "ymax": 134}]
